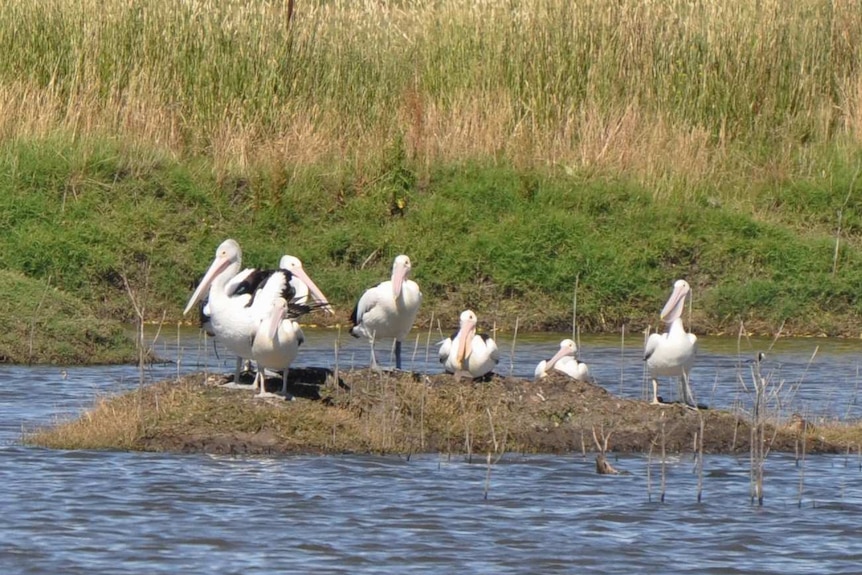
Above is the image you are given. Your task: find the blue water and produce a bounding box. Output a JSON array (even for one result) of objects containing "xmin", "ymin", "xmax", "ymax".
[{"xmin": 2, "ymin": 329, "xmax": 862, "ymax": 574}]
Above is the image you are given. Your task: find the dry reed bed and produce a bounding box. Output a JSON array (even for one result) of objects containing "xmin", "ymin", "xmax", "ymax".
[
  {"xmin": 27, "ymin": 370, "xmax": 862, "ymax": 456},
  {"xmin": 2, "ymin": 0, "xmax": 861, "ymax": 194}
]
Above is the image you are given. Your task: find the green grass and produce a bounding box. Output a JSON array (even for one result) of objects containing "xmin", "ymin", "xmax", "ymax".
[
  {"xmin": 2, "ymin": 1, "xmax": 862, "ymax": 361},
  {"xmin": 0, "ymin": 269, "xmax": 135, "ymax": 364},
  {"xmin": 1, "ymin": 138, "xmax": 861, "ymax": 356}
]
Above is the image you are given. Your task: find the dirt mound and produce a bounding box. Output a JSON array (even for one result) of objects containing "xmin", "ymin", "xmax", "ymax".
[
  {"xmin": 147, "ymin": 369, "xmax": 845, "ymax": 456},
  {"xmin": 29, "ymin": 368, "xmax": 852, "ymax": 456}
]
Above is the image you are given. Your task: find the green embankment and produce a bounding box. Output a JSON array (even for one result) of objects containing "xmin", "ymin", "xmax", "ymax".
[
  {"xmin": 2, "ymin": 141, "xmax": 861, "ymax": 362},
  {"xmin": 1, "ymin": 1, "xmax": 862, "ymax": 363}
]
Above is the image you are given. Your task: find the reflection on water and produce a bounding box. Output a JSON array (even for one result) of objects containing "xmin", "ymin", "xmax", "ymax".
[{"xmin": 1, "ymin": 328, "xmax": 862, "ymax": 573}]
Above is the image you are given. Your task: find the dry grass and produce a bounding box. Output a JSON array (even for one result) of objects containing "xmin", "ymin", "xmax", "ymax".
[
  {"xmin": 2, "ymin": 0, "xmax": 861, "ymax": 195},
  {"xmin": 26, "ymin": 370, "xmax": 862, "ymax": 456}
]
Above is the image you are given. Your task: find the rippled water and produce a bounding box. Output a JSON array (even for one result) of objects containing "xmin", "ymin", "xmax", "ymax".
[{"xmin": 2, "ymin": 329, "xmax": 862, "ymax": 574}]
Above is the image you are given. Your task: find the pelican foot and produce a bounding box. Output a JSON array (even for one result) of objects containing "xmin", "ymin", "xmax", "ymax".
[
  {"xmin": 220, "ymin": 381, "xmax": 256, "ymax": 390},
  {"xmin": 651, "ymin": 397, "xmax": 675, "ymax": 406},
  {"xmin": 254, "ymin": 391, "xmax": 292, "ymax": 401},
  {"xmin": 683, "ymin": 402, "xmax": 708, "ymax": 411}
]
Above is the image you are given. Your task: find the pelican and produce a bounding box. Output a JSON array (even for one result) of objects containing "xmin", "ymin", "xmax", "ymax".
[
  {"xmin": 278, "ymin": 255, "xmax": 334, "ymax": 315},
  {"xmin": 534, "ymin": 339, "xmax": 590, "ymax": 381},
  {"xmin": 199, "ymin": 299, "xmax": 215, "ymax": 337},
  {"xmin": 439, "ymin": 310, "xmax": 499, "ymax": 379},
  {"xmin": 644, "ymin": 279, "xmax": 698, "ymax": 407},
  {"xmin": 349, "ymin": 254, "xmax": 422, "ymax": 370},
  {"xmin": 183, "ymin": 239, "xmax": 302, "ymax": 384},
  {"xmin": 251, "ymin": 297, "xmax": 304, "ymax": 398}
]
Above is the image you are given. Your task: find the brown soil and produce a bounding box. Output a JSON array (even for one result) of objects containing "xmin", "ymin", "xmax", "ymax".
[{"xmin": 31, "ymin": 367, "xmax": 858, "ymax": 457}]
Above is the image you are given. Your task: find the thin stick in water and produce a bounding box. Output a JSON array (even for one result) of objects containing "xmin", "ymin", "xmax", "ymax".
[
  {"xmin": 619, "ymin": 324, "xmax": 625, "ymax": 396},
  {"xmin": 509, "ymin": 317, "xmax": 519, "ymax": 377}
]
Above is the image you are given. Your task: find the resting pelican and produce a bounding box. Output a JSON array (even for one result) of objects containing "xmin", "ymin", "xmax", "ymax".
[
  {"xmin": 251, "ymin": 297, "xmax": 304, "ymax": 398},
  {"xmin": 183, "ymin": 239, "xmax": 302, "ymax": 384},
  {"xmin": 439, "ymin": 310, "xmax": 499, "ymax": 379},
  {"xmin": 534, "ymin": 339, "xmax": 590, "ymax": 381},
  {"xmin": 279, "ymin": 255, "xmax": 334, "ymax": 315},
  {"xmin": 350, "ymin": 254, "xmax": 422, "ymax": 370},
  {"xmin": 644, "ymin": 279, "xmax": 698, "ymax": 406}
]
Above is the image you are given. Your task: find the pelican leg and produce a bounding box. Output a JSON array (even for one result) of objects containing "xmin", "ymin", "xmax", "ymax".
[
  {"xmin": 254, "ymin": 372, "xmax": 282, "ymax": 399},
  {"xmin": 234, "ymin": 356, "xmax": 243, "ymax": 385},
  {"xmin": 394, "ymin": 340, "xmax": 402, "ymax": 370},
  {"xmin": 651, "ymin": 378, "xmax": 661, "ymax": 405},
  {"xmin": 680, "ymin": 372, "xmax": 697, "ymax": 408},
  {"xmin": 280, "ymin": 369, "xmax": 289, "ymax": 397},
  {"xmin": 369, "ymin": 332, "xmax": 382, "ymax": 372}
]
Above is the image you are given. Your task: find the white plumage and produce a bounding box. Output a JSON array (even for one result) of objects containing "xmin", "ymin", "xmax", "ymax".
[
  {"xmin": 439, "ymin": 310, "xmax": 499, "ymax": 379},
  {"xmin": 350, "ymin": 254, "xmax": 422, "ymax": 370},
  {"xmin": 183, "ymin": 239, "xmax": 300, "ymax": 384},
  {"xmin": 644, "ymin": 279, "xmax": 698, "ymax": 406},
  {"xmin": 251, "ymin": 297, "xmax": 304, "ymax": 398},
  {"xmin": 534, "ymin": 339, "xmax": 590, "ymax": 381}
]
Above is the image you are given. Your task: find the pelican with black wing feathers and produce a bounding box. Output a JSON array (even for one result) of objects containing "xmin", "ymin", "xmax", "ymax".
[
  {"xmin": 350, "ymin": 254, "xmax": 422, "ymax": 370},
  {"xmin": 183, "ymin": 239, "xmax": 308, "ymax": 387}
]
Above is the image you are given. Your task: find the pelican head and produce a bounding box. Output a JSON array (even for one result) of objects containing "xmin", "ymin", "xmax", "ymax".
[
  {"xmin": 279, "ymin": 254, "xmax": 334, "ymax": 314},
  {"xmin": 454, "ymin": 309, "xmax": 478, "ymax": 366},
  {"xmin": 391, "ymin": 254, "xmax": 412, "ymax": 299},
  {"xmin": 659, "ymin": 279, "xmax": 691, "ymax": 324},
  {"xmin": 546, "ymin": 339, "xmax": 577, "ymax": 370},
  {"xmin": 183, "ymin": 239, "xmax": 242, "ymax": 315}
]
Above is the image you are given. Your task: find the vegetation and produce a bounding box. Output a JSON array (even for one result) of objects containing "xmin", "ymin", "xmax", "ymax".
[
  {"xmin": 2, "ymin": 0, "xmax": 862, "ymax": 362},
  {"xmin": 0, "ymin": 269, "xmax": 136, "ymax": 364},
  {"xmin": 27, "ymin": 371, "xmax": 860, "ymax": 455}
]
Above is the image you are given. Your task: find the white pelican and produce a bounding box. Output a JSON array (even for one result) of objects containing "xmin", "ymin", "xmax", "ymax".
[
  {"xmin": 349, "ymin": 254, "xmax": 422, "ymax": 370},
  {"xmin": 278, "ymin": 255, "xmax": 334, "ymax": 315},
  {"xmin": 251, "ymin": 297, "xmax": 304, "ymax": 398},
  {"xmin": 183, "ymin": 239, "xmax": 304, "ymax": 384},
  {"xmin": 439, "ymin": 310, "xmax": 499, "ymax": 379},
  {"xmin": 644, "ymin": 279, "xmax": 698, "ymax": 406},
  {"xmin": 534, "ymin": 339, "xmax": 591, "ymax": 381}
]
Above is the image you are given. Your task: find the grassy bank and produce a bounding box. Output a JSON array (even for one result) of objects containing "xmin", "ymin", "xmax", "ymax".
[
  {"xmin": 2, "ymin": 1, "xmax": 862, "ymax": 362},
  {"xmin": 1, "ymin": 140, "xmax": 861, "ymax": 352},
  {"xmin": 26, "ymin": 370, "xmax": 861, "ymax": 456}
]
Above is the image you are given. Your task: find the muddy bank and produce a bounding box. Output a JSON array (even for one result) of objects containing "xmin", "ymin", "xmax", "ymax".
[{"xmin": 28, "ymin": 367, "xmax": 860, "ymax": 457}]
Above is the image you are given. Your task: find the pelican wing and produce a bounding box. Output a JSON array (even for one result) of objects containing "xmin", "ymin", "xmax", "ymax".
[
  {"xmin": 349, "ymin": 286, "xmax": 381, "ymax": 336},
  {"xmin": 482, "ymin": 335, "xmax": 500, "ymax": 365},
  {"xmin": 438, "ymin": 337, "xmax": 453, "ymax": 364},
  {"xmin": 644, "ymin": 333, "xmax": 663, "ymax": 361}
]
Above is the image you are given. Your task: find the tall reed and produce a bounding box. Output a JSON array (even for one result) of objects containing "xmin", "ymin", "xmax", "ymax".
[{"xmin": 2, "ymin": 0, "xmax": 861, "ymax": 192}]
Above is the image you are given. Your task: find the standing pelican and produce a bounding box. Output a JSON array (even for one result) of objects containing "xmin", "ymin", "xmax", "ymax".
[
  {"xmin": 278, "ymin": 255, "xmax": 334, "ymax": 315},
  {"xmin": 534, "ymin": 339, "xmax": 590, "ymax": 381},
  {"xmin": 439, "ymin": 310, "xmax": 499, "ymax": 379},
  {"xmin": 251, "ymin": 297, "xmax": 304, "ymax": 398},
  {"xmin": 350, "ymin": 254, "xmax": 422, "ymax": 370},
  {"xmin": 183, "ymin": 239, "xmax": 302, "ymax": 384},
  {"xmin": 644, "ymin": 279, "xmax": 698, "ymax": 406}
]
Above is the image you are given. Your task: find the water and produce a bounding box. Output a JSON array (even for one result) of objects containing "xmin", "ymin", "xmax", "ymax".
[{"xmin": 2, "ymin": 329, "xmax": 862, "ymax": 574}]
